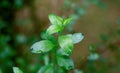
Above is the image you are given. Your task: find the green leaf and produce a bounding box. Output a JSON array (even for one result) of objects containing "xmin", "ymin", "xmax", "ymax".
[
  {"xmin": 56, "ymin": 16, "xmax": 64, "ymax": 23},
  {"xmin": 30, "ymin": 40, "xmax": 54, "ymax": 53},
  {"xmin": 40, "ymin": 31, "xmax": 56, "ymax": 43},
  {"xmin": 15, "ymin": 0, "xmax": 23, "ymax": 9},
  {"xmin": 57, "ymin": 56, "xmax": 74, "ymax": 70},
  {"xmin": 0, "ymin": 69, "xmax": 2, "ymax": 73},
  {"xmin": 47, "ymin": 14, "xmax": 64, "ymax": 34},
  {"xmin": 57, "ymin": 49, "xmax": 69, "ymax": 56},
  {"xmin": 72, "ymin": 33, "xmax": 84, "ymax": 44},
  {"xmin": 74, "ymin": 69, "xmax": 83, "ymax": 73},
  {"xmin": 89, "ymin": 45, "xmax": 95, "ymax": 52},
  {"xmin": 58, "ymin": 35, "xmax": 73, "ymax": 55},
  {"xmin": 48, "ymin": 14, "xmax": 63, "ymax": 26},
  {"xmin": 44, "ymin": 54, "xmax": 49, "ymax": 65},
  {"xmin": 64, "ymin": 0, "xmax": 70, "ymax": 7},
  {"xmin": 97, "ymin": 2, "xmax": 106, "ymax": 9},
  {"xmin": 100, "ymin": 34, "xmax": 109, "ymax": 41},
  {"xmin": 47, "ymin": 24, "xmax": 61, "ymax": 34},
  {"xmin": 87, "ymin": 53, "xmax": 99, "ymax": 61},
  {"xmin": 13, "ymin": 67, "xmax": 23, "ymax": 73},
  {"xmin": 38, "ymin": 64, "xmax": 54, "ymax": 73},
  {"xmin": 57, "ymin": 67, "xmax": 65, "ymax": 73},
  {"xmin": 63, "ymin": 18, "xmax": 72, "ymax": 26}
]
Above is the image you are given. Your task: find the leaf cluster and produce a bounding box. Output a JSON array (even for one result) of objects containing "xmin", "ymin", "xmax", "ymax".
[{"xmin": 13, "ymin": 14, "xmax": 84, "ymax": 73}]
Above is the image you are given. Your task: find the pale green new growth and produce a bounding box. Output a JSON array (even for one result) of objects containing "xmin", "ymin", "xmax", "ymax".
[{"xmin": 47, "ymin": 14, "xmax": 73, "ymax": 35}]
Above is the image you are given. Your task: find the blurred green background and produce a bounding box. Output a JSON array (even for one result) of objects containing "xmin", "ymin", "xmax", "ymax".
[{"xmin": 0, "ymin": 0, "xmax": 120, "ymax": 73}]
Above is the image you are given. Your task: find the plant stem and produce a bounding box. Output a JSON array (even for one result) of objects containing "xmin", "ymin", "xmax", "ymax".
[
  {"xmin": 53, "ymin": 47, "xmax": 57, "ymax": 73},
  {"xmin": 44, "ymin": 54, "xmax": 49, "ymax": 65}
]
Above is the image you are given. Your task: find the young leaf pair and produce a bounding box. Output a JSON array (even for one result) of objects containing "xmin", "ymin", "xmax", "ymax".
[{"xmin": 47, "ymin": 14, "xmax": 72, "ymax": 35}]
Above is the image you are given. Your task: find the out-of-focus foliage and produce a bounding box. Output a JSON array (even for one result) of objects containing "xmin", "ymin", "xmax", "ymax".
[
  {"xmin": 79, "ymin": 20, "xmax": 120, "ymax": 73},
  {"xmin": 0, "ymin": 0, "xmax": 17, "ymax": 73},
  {"xmin": 63, "ymin": 0, "xmax": 106, "ymax": 32},
  {"xmin": 0, "ymin": 0, "xmax": 40, "ymax": 73}
]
